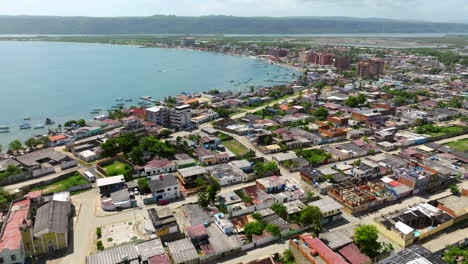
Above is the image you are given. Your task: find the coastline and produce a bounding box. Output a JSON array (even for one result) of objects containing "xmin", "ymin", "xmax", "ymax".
[{"xmin": 0, "ymin": 40, "xmax": 299, "ymax": 146}]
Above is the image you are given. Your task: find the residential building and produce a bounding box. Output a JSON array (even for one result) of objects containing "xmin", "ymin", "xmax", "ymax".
[
  {"xmin": 256, "ymin": 176, "xmax": 286, "ymax": 194},
  {"xmin": 96, "ymin": 175, "xmax": 126, "ymax": 197},
  {"xmin": 134, "ymin": 159, "xmax": 176, "ymax": 177},
  {"xmin": 147, "ymin": 208, "xmax": 183, "ymax": 242},
  {"xmin": 377, "ymin": 245, "xmax": 445, "ymax": 264},
  {"xmin": 356, "ymin": 58, "xmax": 385, "ymax": 78},
  {"xmin": 0, "ymin": 199, "xmax": 30, "ymax": 264},
  {"xmin": 146, "ymin": 106, "xmax": 168, "ymax": 127},
  {"xmin": 308, "ymin": 197, "xmax": 343, "ymax": 225},
  {"xmin": 214, "ymin": 213, "xmax": 234, "ymax": 234},
  {"xmin": 334, "ymin": 56, "xmax": 350, "ymax": 69},
  {"xmin": 148, "ymin": 174, "xmax": 180, "ymax": 202},
  {"xmin": 180, "ymin": 37, "xmax": 195, "ymax": 47},
  {"xmin": 351, "ymin": 160, "xmax": 381, "ymax": 179},
  {"xmin": 169, "ymin": 104, "xmax": 192, "ymax": 130},
  {"xmin": 289, "ymin": 234, "xmax": 348, "ymax": 264}
]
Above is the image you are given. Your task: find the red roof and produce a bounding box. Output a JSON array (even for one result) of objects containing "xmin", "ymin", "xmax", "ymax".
[
  {"xmin": 26, "ymin": 190, "xmax": 42, "ymax": 199},
  {"xmin": 302, "ymin": 236, "xmax": 348, "ymax": 264},
  {"xmin": 388, "ymin": 180, "xmax": 402, "ymax": 187},
  {"xmin": 0, "ymin": 199, "xmax": 30, "ymax": 251},
  {"xmin": 48, "ymin": 134, "xmax": 67, "ymax": 142},
  {"xmin": 142, "ymin": 159, "xmax": 173, "ymax": 169},
  {"xmin": 148, "ymin": 253, "xmax": 171, "ymax": 264},
  {"xmin": 338, "ymin": 243, "xmax": 371, "ymax": 264},
  {"xmin": 185, "ymin": 224, "xmax": 208, "ymax": 239}
]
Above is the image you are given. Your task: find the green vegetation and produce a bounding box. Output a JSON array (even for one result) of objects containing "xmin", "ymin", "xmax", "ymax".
[
  {"xmin": 0, "ymin": 188, "xmax": 12, "ymax": 205},
  {"xmin": 214, "ymin": 108, "xmax": 235, "ymax": 118},
  {"xmin": 96, "ymin": 227, "xmax": 102, "ymax": 238},
  {"xmin": 217, "ymin": 132, "xmax": 233, "ymax": 141},
  {"xmin": 265, "ymin": 224, "xmax": 281, "ymax": 237},
  {"xmin": 354, "ymin": 225, "xmax": 382, "ymax": 258},
  {"xmin": 31, "ymin": 172, "xmax": 88, "ymax": 194},
  {"xmin": 137, "ymin": 178, "xmax": 150, "ymax": 193},
  {"xmin": 415, "ymin": 125, "xmax": 467, "ymax": 136},
  {"xmin": 300, "ymin": 206, "xmax": 322, "ymax": 236},
  {"xmin": 444, "ymin": 138, "xmax": 468, "ymax": 152},
  {"xmin": 244, "ymin": 221, "xmax": 265, "ymax": 240},
  {"xmin": 282, "ymin": 249, "xmax": 295, "ymax": 264},
  {"xmin": 410, "ymin": 48, "xmax": 467, "ymax": 67},
  {"xmin": 450, "ymin": 184, "xmax": 460, "ymax": 195},
  {"xmin": 313, "ymin": 107, "xmax": 329, "ymax": 120},
  {"xmin": 96, "ymin": 240, "xmax": 104, "ymax": 251},
  {"xmin": 223, "ymin": 140, "xmax": 249, "ymax": 157},
  {"xmin": 253, "ymin": 161, "xmax": 278, "ymax": 177},
  {"xmin": 107, "ymin": 237, "xmax": 113, "ymax": 242},
  {"xmin": 104, "ymin": 162, "xmax": 133, "ymax": 180},
  {"xmin": 235, "ymin": 190, "xmax": 253, "ymax": 204},
  {"xmin": 271, "ymin": 203, "xmax": 288, "ymax": 220},
  {"xmin": 442, "ymin": 245, "xmax": 468, "ymax": 264},
  {"xmin": 0, "ymin": 165, "xmax": 23, "ymax": 182},
  {"xmin": 64, "ymin": 119, "xmax": 86, "ymax": 127},
  {"xmin": 196, "ymin": 177, "xmax": 221, "ymax": 207},
  {"xmin": 295, "ymin": 148, "xmax": 332, "ymax": 165},
  {"xmin": 9, "ymin": 140, "xmax": 23, "ymax": 152}
]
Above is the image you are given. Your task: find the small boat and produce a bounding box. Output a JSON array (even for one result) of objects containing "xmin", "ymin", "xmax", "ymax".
[
  {"xmin": 117, "ymin": 103, "xmax": 125, "ymax": 106},
  {"xmin": 93, "ymin": 108, "xmax": 102, "ymax": 111},
  {"xmin": 90, "ymin": 110, "xmax": 100, "ymax": 114},
  {"xmin": 34, "ymin": 124, "xmax": 45, "ymax": 129},
  {"xmin": 19, "ymin": 123, "xmax": 31, "ymax": 129},
  {"xmin": 0, "ymin": 130, "xmax": 9, "ymax": 133},
  {"xmin": 0, "ymin": 126, "xmax": 9, "ymax": 130},
  {"xmin": 116, "ymin": 98, "xmax": 123, "ymax": 101},
  {"xmin": 24, "ymin": 117, "xmax": 31, "ymax": 120},
  {"xmin": 125, "ymin": 99, "xmax": 133, "ymax": 102}
]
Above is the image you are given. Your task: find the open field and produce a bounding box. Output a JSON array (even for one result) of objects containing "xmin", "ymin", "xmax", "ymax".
[
  {"xmin": 223, "ymin": 140, "xmax": 250, "ymax": 156},
  {"xmin": 103, "ymin": 161, "xmax": 132, "ymax": 177},
  {"xmin": 31, "ymin": 172, "xmax": 88, "ymax": 194},
  {"xmin": 444, "ymin": 138, "xmax": 468, "ymax": 152}
]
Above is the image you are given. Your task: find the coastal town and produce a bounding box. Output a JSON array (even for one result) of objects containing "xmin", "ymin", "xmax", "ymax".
[{"xmin": 0, "ymin": 36, "xmax": 467, "ymax": 264}]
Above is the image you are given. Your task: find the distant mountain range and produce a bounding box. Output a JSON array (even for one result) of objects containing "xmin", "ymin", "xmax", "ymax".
[{"xmin": 0, "ymin": 15, "xmax": 467, "ymax": 34}]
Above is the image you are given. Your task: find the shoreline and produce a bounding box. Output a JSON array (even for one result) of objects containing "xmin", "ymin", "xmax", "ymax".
[{"xmin": 0, "ymin": 40, "xmax": 300, "ymax": 146}]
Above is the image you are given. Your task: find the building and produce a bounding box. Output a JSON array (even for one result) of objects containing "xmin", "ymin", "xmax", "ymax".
[
  {"xmin": 0, "ymin": 199, "xmax": 30, "ymax": 264},
  {"xmin": 206, "ymin": 163, "xmax": 248, "ymax": 186},
  {"xmin": 377, "ymin": 245, "xmax": 445, "ymax": 264},
  {"xmin": 180, "ymin": 37, "xmax": 195, "ymax": 47},
  {"xmin": 269, "ymin": 48, "xmax": 288, "ymax": 58},
  {"xmin": 168, "ymin": 238, "xmax": 199, "ymax": 264},
  {"xmin": 375, "ymin": 203, "xmax": 454, "ymax": 248},
  {"xmin": 86, "ymin": 243, "xmax": 140, "ymax": 264},
  {"xmin": 356, "ymin": 59, "xmax": 385, "ymax": 78},
  {"xmin": 148, "ymin": 174, "xmax": 181, "ymax": 202},
  {"xmin": 147, "ymin": 208, "xmax": 183, "ymax": 242},
  {"xmin": 21, "ymin": 199, "xmax": 71, "ymax": 256},
  {"xmin": 214, "ymin": 213, "xmax": 234, "ymax": 234},
  {"xmin": 134, "ymin": 159, "xmax": 176, "ymax": 177},
  {"xmin": 289, "ymin": 234, "xmax": 348, "ymax": 264},
  {"xmin": 256, "ymin": 176, "xmax": 286, "ymax": 194},
  {"xmin": 146, "ymin": 106, "xmax": 168, "ymax": 127},
  {"xmin": 351, "ymin": 160, "xmax": 381, "ymax": 180},
  {"xmin": 169, "ymin": 104, "xmax": 192, "ymax": 130},
  {"xmin": 308, "ymin": 197, "xmax": 343, "ymax": 225},
  {"xmin": 96, "ymin": 175, "xmax": 126, "ymax": 197},
  {"xmin": 334, "ymin": 56, "xmax": 350, "ymax": 69}
]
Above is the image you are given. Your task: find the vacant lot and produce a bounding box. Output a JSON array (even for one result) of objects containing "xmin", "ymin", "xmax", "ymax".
[
  {"xmin": 444, "ymin": 138, "xmax": 468, "ymax": 152},
  {"xmin": 223, "ymin": 140, "xmax": 249, "ymax": 156},
  {"xmin": 104, "ymin": 161, "xmax": 132, "ymax": 177},
  {"xmin": 32, "ymin": 172, "xmax": 88, "ymax": 194}
]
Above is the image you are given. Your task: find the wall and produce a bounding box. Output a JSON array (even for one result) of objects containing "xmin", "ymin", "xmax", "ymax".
[{"xmin": 374, "ymin": 219, "xmax": 414, "ymax": 248}]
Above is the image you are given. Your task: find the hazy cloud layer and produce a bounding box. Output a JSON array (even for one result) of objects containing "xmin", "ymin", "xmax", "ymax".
[{"xmin": 1, "ymin": 0, "xmax": 466, "ymax": 23}]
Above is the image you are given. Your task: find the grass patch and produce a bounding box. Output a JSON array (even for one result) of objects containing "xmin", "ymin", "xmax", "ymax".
[
  {"xmin": 104, "ymin": 161, "xmax": 132, "ymax": 177},
  {"xmin": 32, "ymin": 172, "xmax": 88, "ymax": 194},
  {"xmin": 223, "ymin": 140, "xmax": 249, "ymax": 156},
  {"xmin": 444, "ymin": 138, "xmax": 468, "ymax": 152}
]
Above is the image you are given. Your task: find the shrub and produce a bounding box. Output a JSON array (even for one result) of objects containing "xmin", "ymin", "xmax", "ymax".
[
  {"xmin": 96, "ymin": 240, "xmax": 104, "ymax": 251},
  {"xmin": 96, "ymin": 227, "xmax": 102, "ymax": 238}
]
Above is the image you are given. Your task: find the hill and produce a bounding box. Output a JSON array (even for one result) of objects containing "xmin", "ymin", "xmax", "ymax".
[{"xmin": 0, "ymin": 15, "xmax": 467, "ymax": 34}]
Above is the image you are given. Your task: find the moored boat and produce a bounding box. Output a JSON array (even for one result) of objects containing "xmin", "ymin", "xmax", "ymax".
[
  {"xmin": 0, "ymin": 130, "xmax": 9, "ymax": 133},
  {"xmin": 0, "ymin": 125, "xmax": 9, "ymax": 130},
  {"xmin": 19, "ymin": 123, "xmax": 31, "ymax": 129},
  {"xmin": 34, "ymin": 124, "xmax": 45, "ymax": 129},
  {"xmin": 116, "ymin": 97, "xmax": 123, "ymax": 101}
]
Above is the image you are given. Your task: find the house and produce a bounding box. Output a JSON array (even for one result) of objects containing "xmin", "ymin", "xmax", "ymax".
[
  {"xmin": 21, "ymin": 199, "xmax": 71, "ymax": 256},
  {"xmin": 0, "ymin": 199, "xmax": 30, "ymax": 264},
  {"xmin": 48, "ymin": 134, "xmax": 71, "ymax": 147},
  {"xmin": 338, "ymin": 243, "xmax": 372, "ymax": 264},
  {"xmin": 148, "ymin": 174, "xmax": 181, "ymax": 202},
  {"xmin": 134, "ymin": 159, "xmax": 176, "ymax": 177},
  {"xmin": 377, "ymin": 245, "xmax": 445, "ymax": 264},
  {"xmin": 308, "ymin": 197, "xmax": 343, "ymax": 225},
  {"xmin": 351, "ymin": 160, "xmax": 381, "ymax": 179},
  {"xmin": 289, "ymin": 234, "xmax": 348, "ymax": 264},
  {"xmin": 168, "ymin": 238, "xmax": 199, "ymax": 264},
  {"xmin": 96, "ymin": 175, "xmax": 126, "ymax": 197},
  {"xmin": 177, "ymin": 166, "xmax": 208, "ymax": 187},
  {"xmin": 206, "ymin": 163, "xmax": 248, "ymax": 186},
  {"xmin": 147, "ymin": 208, "xmax": 183, "ymax": 243},
  {"xmin": 86, "ymin": 243, "xmax": 140, "ymax": 264},
  {"xmin": 256, "ymin": 176, "xmax": 286, "ymax": 194},
  {"xmin": 214, "ymin": 213, "xmax": 234, "ymax": 234}
]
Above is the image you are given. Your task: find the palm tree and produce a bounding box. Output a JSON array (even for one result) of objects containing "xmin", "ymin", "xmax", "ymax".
[
  {"xmin": 9, "ymin": 140, "xmax": 23, "ymax": 153},
  {"xmin": 0, "ymin": 143, "xmax": 2, "ymax": 153},
  {"xmin": 57, "ymin": 124, "xmax": 63, "ymax": 132},
  {"xmin": 45, "ymin": 117, "xmax": 53, "ymax": 133}
]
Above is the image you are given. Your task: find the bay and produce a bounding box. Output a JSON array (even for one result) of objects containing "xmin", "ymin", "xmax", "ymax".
[{"xmin": 0, "ymin": 41, "xmax": 297, "ymax": 146}]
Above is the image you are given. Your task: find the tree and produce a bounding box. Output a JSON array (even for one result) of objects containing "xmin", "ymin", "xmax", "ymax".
[
  {"xmin": 271, "ymin": 203, "xmax": 288, "ymax": 220},
  {"xmin": 357, "ymin": 93, "xmax": 367, "ymax": 104},
  {"xmin": 354, "ymin": 159, "xmax": 361, "ymax": 166},
  {"xmin": 300, "ymin": 206, "xmax": 322, "ymax": 236},
  {"xmin": 128, "ymin": 146, "xmax": 144, "ymax": 166},
  {"xmin": 344, "ymin": 96, "xmax": 359, "ymax": 107},
  {"xmin": 213, "ymin": 108, "xmax": 232, "ymax": 118},
  {"xmin": 283, "ymin": 249, "xmax": 295, "ymax": 264},
  {"xmin": 450, "ymin": 184, "xmax": 460, "ymax": 195},
  {"xmin": 197, "ymin": 191, "xmax": 210, "ymax": 208},
  {"xmin": 313, "ymin": 107, "xmax": 329, "ymax": 120},
  {"xmin": 64, "ymin": 120, "xmax": 77, "ymax": 127},
  {"xmin": 77, "ymin": 119, "xmax": 86, "ymax": 127},
  {"xmin": 9, "ymin": 140, "xmax": 23, "ymax": 152},
  {"xmin": 207, "ymin": 178, "xmax": 221, "ymax": 204},
  {"xmin": 159, "ymin": 129, "xmax": 172, "ymax": 138},
  {"xmin": 137, "ymin": 178, "xmax": 150, "ymax": 194},
  {"xmin": 354, "ymin": 225, "xmax": 382, "ymax": 258},
  {"xmin": 448, "ymin": 97, "xmax": 462, "ymax": 108},
  {"xmin": 25, "ymin": 138, "xmax": 40, "ymax": 149},
  {"xmin": 251, "ymin": 213, "xmax": 263, "ymax": 222},
  {"xmin": 265, "ymin": 224, "xmax": 281, "ymax": 237},
  {"xmin": 45, "ymin": 117, "xmax": 53, "ymax": 130},
  {"xmin": 0, "ymin": 144, "xmax": 2, "ymax": 153},
  {"xmin": 244, "ymin": 221, "xmax": 265, "ymax": 240}
]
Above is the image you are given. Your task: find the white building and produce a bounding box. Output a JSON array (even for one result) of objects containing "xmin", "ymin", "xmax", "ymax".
[
  {"xmin": 148, "ymin": 174, "xmax": 180, "ymax": 201},
  {"xmin": 146, "ymin": 106, "xmax": 168, "ymax": 126},
  {"xmin": 169, "ymin": 104, "xmax": 192, "ymax": 129},
  {"xmin": 214, "ymin": 213, "xmax": 234, "ymax": 234}
]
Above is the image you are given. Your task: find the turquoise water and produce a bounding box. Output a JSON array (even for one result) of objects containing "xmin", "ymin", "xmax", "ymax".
[{"xmin": 0, "ymin": 41, "xmax": 297, "ymax": 146}]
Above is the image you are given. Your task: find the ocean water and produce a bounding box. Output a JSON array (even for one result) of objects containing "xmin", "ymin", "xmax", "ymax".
[{"xmin": 0, "ymin": 41, "xmax": 297, "ymax": 147}]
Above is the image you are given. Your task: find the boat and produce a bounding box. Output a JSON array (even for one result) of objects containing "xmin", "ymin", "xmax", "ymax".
[
  {"xmin": 0, "ymin": 130, "xmax": 9, "ymax": 133},
  {"xmin": 19, "ymin": 123, "xmax": 31, "ymax": 129},
  {"xmin": 34, "ymin": 125, "xmax": 45, "ymax": 129},
  {"xmin": 93, "ymin": 108, "xmax": 102, "ymax": 111},
  {"xmin": 117, "ymin": 103, "xmax": 125, "ymax": 106},
  {"xmin": 116, "ymin": 98, "xmax": 123, "ymax": 101},
  {"xmin": 90, "ymin": 110, "xmax": 100, "ymax": 114},
  {"xmin": 0, "ymin": 126, "xmax": 9, "ymax": 130},
  {"xmin": 125, "ymin": 99, "xmax": 133, "ymax": 102},
  {"xmin": 24, "ymin": 117, "xmax": 31, "ymax": 120}
]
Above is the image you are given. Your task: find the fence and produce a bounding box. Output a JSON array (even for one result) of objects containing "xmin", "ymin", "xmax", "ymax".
[
  {"xmin": 32, "ymin": 166, "xmax": 55, "ymax": 177},
  {"xmin": 27, "ymin": 170, "xmax": 79, "ymax": 190},
  {"xmin": 96, "ymin": 156, "xmax": 134, "ymax": 176},
  {"xmin": 0, "ymin": 171, "xmax": 33, "ymax": 186},
  {"xmin": 60, "ymin": 160, "xmax": 78, "ymax": 170}
]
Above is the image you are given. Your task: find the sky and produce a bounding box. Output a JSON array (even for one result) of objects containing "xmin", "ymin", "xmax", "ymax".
[{"xmin": 1, "ymin": 0, "xmax": 467, "ymax": 23}]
